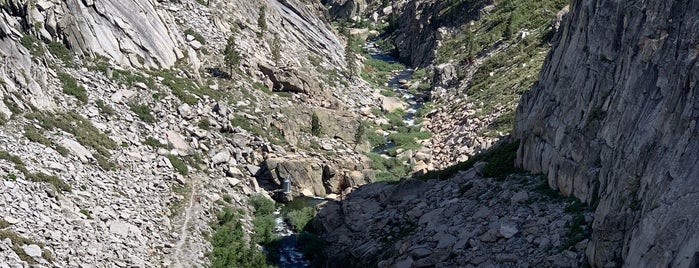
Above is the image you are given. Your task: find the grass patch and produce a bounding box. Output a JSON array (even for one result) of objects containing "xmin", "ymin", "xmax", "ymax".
[
  {"xmin": 184, "ymin": 28, "xmax": 207, "ymax": 45},
  {"xmin": 361, "ymin": 58, "xmax": 404, "ymax": 88},
  {"xmin": 129, "ymin": 103, "xmax": 156, "ymax": 123},
  {"xmin": 198, "ymin": 118, "xmax": 211, "ymax": 130},
  {"xmin": 57, "ymin": 72, "xmax": 87, "ymax": 103},
  {"xmin": 167, "ymin": 155, "xmax": 188, "ymax": 175},
  {"xmin": 0, "ymin": 230, "xmax": 45, "ymax": 264},
  {"xmin": 96, "ymin": 100, "xmax": 116, "ymax": 117},
  {"xmin": 24, "ymin": 125, "xmax": 69, "ymax": 156},
  {"xmin": 284, "ymin": 207, "xmax": 316, "ymax": 232},
  {"xmin": 47, "ymin": 41, "xmax": 73, "ymax": 65},
  {"xmin": 26, "ymin": 111, "xmax": 118, "ymax": 160},
  {"xmin": 20, "ymin": 34, "xmax": 44, "ymax": 58},
  {"xmin": 111, "ymin": 69, "xmax": 156, "ymax": 89},
  {"xmin": 144, "ymin": 136, "xmax": 168, "ymax": 149}
]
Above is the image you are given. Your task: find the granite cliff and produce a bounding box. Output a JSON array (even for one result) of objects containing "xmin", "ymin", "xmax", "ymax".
[{"xmin": 515, "ymin": 0, "xmax": 699, "ymax": 266}]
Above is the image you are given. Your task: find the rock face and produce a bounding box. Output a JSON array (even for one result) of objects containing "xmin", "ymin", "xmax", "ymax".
[
  {"xmin": 4, "ymin": 0, "xmax": 184, "ymax": 68},
  {"xmin": 515, "ymin": 0, "xmax": 699, "ymax": 266},
  {"xmin": 322, "ymin": 0, "xmax": 367, "ymax": 20},
  {"xmin": 315, "ymin": 170, "xmax": 590, "ymax": 267},
  {"xmin": 393, "ymin": 0, "xmax": 488, "ymax": 67}
]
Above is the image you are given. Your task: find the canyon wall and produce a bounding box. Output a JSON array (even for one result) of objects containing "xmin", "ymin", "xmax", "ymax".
[{"xmin": 515, "ymin": 0, "xmax": 699, "ymax": 266}]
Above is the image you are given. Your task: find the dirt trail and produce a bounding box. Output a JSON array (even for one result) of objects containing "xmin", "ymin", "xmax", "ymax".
[{"xmin": 170, "ymin": 174, "xmax": 203, "ymax": 268}]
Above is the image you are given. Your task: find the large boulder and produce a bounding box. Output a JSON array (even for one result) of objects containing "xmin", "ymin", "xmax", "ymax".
[{"xmin": 259, "ymin": 63, "xmax": 320, "ymax": 94}]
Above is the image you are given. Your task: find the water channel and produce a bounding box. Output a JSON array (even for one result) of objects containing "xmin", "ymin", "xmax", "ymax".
[{"xmin": 272, "ymin": 40, "xmax": 425, "ymax": 267}]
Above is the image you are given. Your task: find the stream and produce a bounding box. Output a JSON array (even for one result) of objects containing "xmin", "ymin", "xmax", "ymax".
[
  {"xmin": 271, "ymin": 41, "xmax": 425, "ymax": 267},
  {"xmin": 365, "ymin": 41, "xmax": 425, "ymax": 154},
  {"xmin": 273, "ymin": 197, "xmax": 324, "ymax": 267}
]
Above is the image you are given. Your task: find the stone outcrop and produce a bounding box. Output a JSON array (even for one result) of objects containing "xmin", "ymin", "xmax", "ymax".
[
  {"xmin": 322, "ymin": 0, "xmax": 367, "ymax": 20},
  {"xmin": 2, "ymin": 0, "xmax": 185, "ymax": 68},
  {"xmin": 393, "ymin": 0, "xmax": 489, "ymax": 67},
  {"xmin": 315, "ymin": 169, "xmax": 590, "ymax": 267},
  {"xmin": 515, "ymin": 0, "xmax": 699, "ymax": 266}
]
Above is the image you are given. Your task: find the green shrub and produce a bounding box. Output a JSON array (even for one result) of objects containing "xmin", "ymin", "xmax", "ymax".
[
  {"xmin": 310, "ymin": 112, "xmax": 322, "ymax": 136},
  {"xmin": 96, "ymin": 100, "xmax": 116, "ymax": 117},
  {"xmin": 284, "ymin": 207, "xmax": 316, "ymax": 232},
  {"xmin": 19, "ymin": 34, "xmax": 44, "ymax": 57},
  {"xmin": 249, "ymin": 195, "xmax": 275, "ymax": 216},
  {"xmin": 210, "ymin": 207, "xmax": 271, "ymax": 268},
  {"xmin": 129, "ymin": 103, "xmax": 156, "ymax": 123},
  {"xmin": 184, "ymin": 28, "xmax": 206, "ymax": 45},
  {"xmin": 144, "ymin": 137, "xmax": 168, "ymax": 149},
  {"xmin": 57, "ymin": 72, "xmax": 87, "ymax": 102},
  {"xmin": 198, "ymin": 118, "xmax": 211, "ymax": 130},
  {"xmin": 167, "ymin": 155, "xmax": 188, "ymax": 175},
  {"xmin": 47, "ymin": 42, "xmax": 73, "ymax": 65}
]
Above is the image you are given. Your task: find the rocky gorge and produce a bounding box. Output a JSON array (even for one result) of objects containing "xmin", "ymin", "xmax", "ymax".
[{"xmin": 0, "ymin": 0, "xmax": 696, "ymax": 267}]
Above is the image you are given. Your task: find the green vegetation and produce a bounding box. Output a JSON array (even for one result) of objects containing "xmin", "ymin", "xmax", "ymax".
[
  {"xmin": 96, "ymin": 100, "xmax": 116, "ymax": 117},
  {"xmin": 24, "ymin": 125, "xmax": 69, "ymax": 156},
  {"xmin": 184, "ymin": 28, "xmax": 206, "ymax": 45},
  {"xmin": 111, "ymin": 69, "xmax": 156, "ymax": 89},
  {"xmin": 144, "ymin": 136, "xmax": 168, "ymax": 149},
  {"xmin": 167, "ymin": 154, "xmax": 188, "ymax": 175},
  {"xmin": 271, "ymin": 34, "xmax": 281, "ymax": 65},
  {"xmin": 25, "ymin": 111, "xmax": 118, "ymax": 170},
  {"xmin": 257, "ymin": 6, "xmax": 267, "ymax": 36},
  {"xmin": 3, "ymin": 95, "xmax": 21, "ymax": 116},
  {"xmin": 434, "ymin": 0, "xmax": 568, "ymax": 135},
  {"xmin": 129, "ymin": 103, "xmax": 156, "ymax": 123},
  {"xmin": 310, "ymin": 113, "xmax": 322, "ymax": 136},
  {"xmin": 47, "ymin": 41, "xmax": 73, "ymax": 66},
  {"xmin": 224, "ymin": 36, "xmax": 241, "ymax": 76},
  {"xmin": 198, "ymin": 118, "xmax": 212, "ymax": 130},
  {"xmin": 0, "ymin": 150, "xmax": 70, "ymax": 192},
  {"xmin": 0, "ymin": 230, "xmax": 52, "ymax": 264},
  {"xmin": 415, "ymin": 141, "xmax": 521, "ymax": 181},
  {"xmin": 354, "ymin": 121, "xmax": 366, "ymax": 147},
  {"xmin": 209, "ymin": 207, "xmax": 272, "ymax": 268},
  {"xmin": 284, "ymin": 207, "xmax": 316, "ymax": 232},
  {"xmin": 57, "ymin": 72, "xmax": 87, "ymax": 103},
  {"xmin": 367, "ymin": 152, "xmax": 410, "ymax": 182},
  {"xmin": 152, "ymin": 68, "xmax": 223, "ymax": 104},
  {"xmin": 20, "ymin": 34, "xmax": 44, "ymax": 57},
  {"xmin": 361, "ymin": 58, "xmax": 404, "ymax": 88},
  {"xmin": 230, "ymin": 115, "xmax": 285, "ymax": 145}
]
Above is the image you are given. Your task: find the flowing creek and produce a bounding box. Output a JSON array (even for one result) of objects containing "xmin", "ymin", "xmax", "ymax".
[
  {"xmin": 365, "ymin": 41, "xmax": 426, "ymax": 154},
  {"xmin": 271, "ymin": 41, "xmax": 426, "ymax": 267},
  {"xmin": 273, "ymin": 197, "xmax": 324, "ymax": 267}
]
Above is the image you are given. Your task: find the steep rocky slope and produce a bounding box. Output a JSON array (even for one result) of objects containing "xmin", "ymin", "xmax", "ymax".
[
  {"xmin": 0, "ymin": 0, "xmax": 387, "ymax": 266},
  {"xmin": 515, "ymin": 0, "xmax": 699, "ymax": 266},
  {"xmin": 315, "ymin": 168, "xmax": 590, "ymax": 267}
]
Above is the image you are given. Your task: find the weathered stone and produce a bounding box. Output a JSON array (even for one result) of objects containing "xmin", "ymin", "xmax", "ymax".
[{"xmin": 21, "ymin": 244, "xmax": 42, "ymax": 258}]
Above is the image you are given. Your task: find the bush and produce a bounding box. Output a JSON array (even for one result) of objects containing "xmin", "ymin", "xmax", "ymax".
[
  {"xmin": 129, "ymin": 103, "xmax": 156, "ymax": 123},
  {"xmin": 249, "ymin": 195, "xmax": 275, "ymax": 216},
  {"xmin": 57, "ymin": 72, "xmax": 87, "ymax": 103},
  {"xmin": 198, "ymin": 118, "xmax": 211, "ymax": 130},
  {"xmin": 284, "ymin": 207, "xmax": 316, "ymax": 232},
  {"xmin": 210, "ymin": 207, "xmax": 271, "ymax": 268},
  {"xmin": 96, "ymin": 100, "xmax": 116, "ymax": 117},
  {"xmin": 310, "ymin": 113, "xmax": 322, "ymax": 136},
  {"xmin": 184, "ymin": 28, "xmax": 206, "ymax": 45},
  {"xmin": 167, "ymin": 155, "xmax": 188, "ymax": 175},
  {"xmin": 47, "ymin": 41, "xmax": 73, "ymax": 65}
]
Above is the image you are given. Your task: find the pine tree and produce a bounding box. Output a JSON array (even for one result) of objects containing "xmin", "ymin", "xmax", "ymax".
[
  {"xmin": 224, "ymin": 36, "xmax": 241, "ymax": 77},
  {"xmin": 271, "ymin": 34, "xmax": 281, "ymax": 65},
  {"xmin": 345, "ymin": 38, "xmax": 356, "ymax": 78},
  {"xmin": 257, "ymin": 6, "xmax": 267, "ymax": 37}
]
